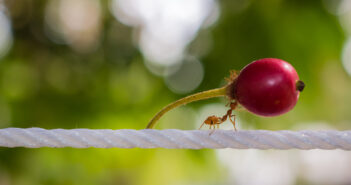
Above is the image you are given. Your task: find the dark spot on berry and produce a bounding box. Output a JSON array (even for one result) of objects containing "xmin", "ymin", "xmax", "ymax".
[{"xmin": 296, "ymin": 80, "xmax": 305, "ymax": 92}]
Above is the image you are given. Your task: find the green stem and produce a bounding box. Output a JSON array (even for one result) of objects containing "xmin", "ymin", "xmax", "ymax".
[{"xmin": 146, "ymin": 86, "xmax": 228, "ymax": 129}]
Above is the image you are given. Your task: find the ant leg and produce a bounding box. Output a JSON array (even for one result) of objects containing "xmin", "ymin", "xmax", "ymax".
[
  {"xmin": 229, "ymin": 115, "xmax": 237, "ymax": 131},
  {"xmin": 209, "ymin": 125, "xmax": 215, "ymax": 135},
  {"xmin": 198, "ymin": 122, "xmax": 206, "ymax": 130}
]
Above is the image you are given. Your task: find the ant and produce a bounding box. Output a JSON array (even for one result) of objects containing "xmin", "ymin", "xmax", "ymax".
[
  {"xmin": 199, "ymin": 101, "xmax": 238, "ymax": 134},
  {"xmin": 198, "ymin": 70, "xmax": 240, "ymax": 134}
]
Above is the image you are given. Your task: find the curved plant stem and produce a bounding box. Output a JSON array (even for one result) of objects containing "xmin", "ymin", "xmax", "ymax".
[{"xmin": 146, "ymin": 86, "xmax": 228, "ymax": 129}]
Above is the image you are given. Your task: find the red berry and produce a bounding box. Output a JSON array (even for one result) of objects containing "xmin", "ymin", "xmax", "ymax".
[{"xmin": 228, "ymin": 58, "xmax": 304, "ymax": 116}]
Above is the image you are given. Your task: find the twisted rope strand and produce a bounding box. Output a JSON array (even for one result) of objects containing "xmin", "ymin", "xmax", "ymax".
[{"xmin": 0, "ymin": 128, "xmax": 351, "ymax": 149}]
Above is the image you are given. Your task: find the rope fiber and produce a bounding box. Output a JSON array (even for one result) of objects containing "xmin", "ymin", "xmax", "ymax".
[{"xmin": 0, "ymin": 128, "xmax": 351, "ymax": 149}]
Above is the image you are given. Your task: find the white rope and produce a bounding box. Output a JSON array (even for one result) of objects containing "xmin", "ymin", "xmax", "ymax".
[{"xmin": 0, "ymin": 128, "xmax": 351, "ymax": 150}]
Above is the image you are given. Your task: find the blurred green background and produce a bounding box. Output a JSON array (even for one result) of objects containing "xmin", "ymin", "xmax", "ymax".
[{"xmin": 1, "ymin": 0, "xmax": 351, "ymax": 184}]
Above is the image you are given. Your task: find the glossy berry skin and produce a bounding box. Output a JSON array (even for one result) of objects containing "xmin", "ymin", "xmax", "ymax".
[{"xmin": 231, "ymin": 58, "xmax": 302, "ymax": 117}]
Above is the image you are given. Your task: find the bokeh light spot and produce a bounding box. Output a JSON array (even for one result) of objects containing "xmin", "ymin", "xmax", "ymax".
[
  {"xmin": 0, "ymin": 10, "xmax": 13, "ymax": 59},
  {"xmin": 165, "ymin": 57, "xmax": 204, "ymax": 94},
  {"xmin": 45, "ymin": 0, "xmax": 102, "ymax": 53},
  {"xmin": 341, "ymin": 38, "xmax": 351, "ymax": 76},
  {"xmin": 110, "ymin": 0, "xmax": 219, "ymax": 68}
]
